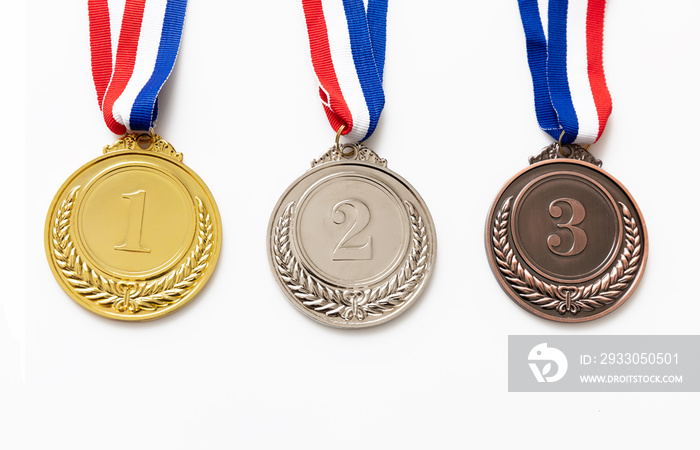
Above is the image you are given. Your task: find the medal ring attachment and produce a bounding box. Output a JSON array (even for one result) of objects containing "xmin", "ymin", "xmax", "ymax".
[
  {"xmin": 340, "ymin": 144, "xmax": 357, "ymax": 158},
  {"xmin": 334, "ymin": 124, "xmax": 346, "ymax": 152},
  {"xmin": 133, "ymin": 128, "xmax": 170, "ymax": 151},
  {"xmin": 557, "ymin": 130, "xmax": 572, "ymax": 157},
  {"xmin": 334, "ymin": 124, "xmax": 359, "ymax": 158},
  {"xmin": 556, "ymin": 130, "xmax": 592, "ymax": 158},
  {"xmin": 334, "ymin": 125, "xmax": 361, "ymax": 159},
  {"xmin": 135, "ymin": 131, "xmax": 154, "ymax": 149}
]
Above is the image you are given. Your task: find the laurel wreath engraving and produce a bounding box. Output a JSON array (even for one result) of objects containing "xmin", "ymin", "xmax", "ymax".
[
  {"xmin": 492, "ymin": 196, "xmax": 642, "ymax": 315},
  {"xmin": 51, "ymin": 187, "xmax": 214, "ymax": 314},
  {"xmin": 273, "ymin": 201, "xmax": 429, "ymax": 321}
]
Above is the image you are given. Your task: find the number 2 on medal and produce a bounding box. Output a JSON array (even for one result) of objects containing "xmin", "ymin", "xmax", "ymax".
[
  {"xmin": 547, "ymin": 197, "xmax": 587, "ymax": 256},
  {"xmin": 114, "ymin": 190, "xmax": 151, "ymax": 253},
  {"xmin": 331, "ymin": 200, "xmax": 372, "ymax": 260}
]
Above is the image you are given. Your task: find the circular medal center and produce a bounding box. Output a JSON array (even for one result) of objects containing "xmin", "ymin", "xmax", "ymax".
[
  {"xmin": 295, "ymin": 174, "xmax": 408, "ymax": 288},
  {"xmin": 512, "ymin": 171, "xmax": 622, "ymax": 283},
  {"xmin": 77, "ymin": 166, "xmax": 195, "ymax": 279}
]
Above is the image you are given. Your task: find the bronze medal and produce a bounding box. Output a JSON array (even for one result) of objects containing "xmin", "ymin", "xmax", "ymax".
[
  {"xmin": 486, "ymin": 144, "xmax": 647, "ymax": 322},
  {"xmin": 494, "ymin": 0, "xmax": 649, "ymax": 320}
]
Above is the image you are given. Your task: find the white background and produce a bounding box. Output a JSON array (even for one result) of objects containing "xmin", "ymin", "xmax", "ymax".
[{"xmin": 5, "ymin": 0, "xmax": 699, "ymax": 448}]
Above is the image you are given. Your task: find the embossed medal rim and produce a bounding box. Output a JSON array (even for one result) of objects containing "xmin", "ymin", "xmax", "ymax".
[
  {"xmin": 45, "ymin": 149, "xmax": 222, "ymax": 321},
  {"xmin": 267, "ymin": 159, "xmax": 437, "ymax": 329},
  {"xmin": 485, "ymin": 158, "xmax": 648, "ymax": 323}
]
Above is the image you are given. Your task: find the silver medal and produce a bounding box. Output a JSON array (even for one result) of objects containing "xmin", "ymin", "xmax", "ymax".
[{"xmin": 268, "ymin": 143, "xmax": 436, "ymax": 328}]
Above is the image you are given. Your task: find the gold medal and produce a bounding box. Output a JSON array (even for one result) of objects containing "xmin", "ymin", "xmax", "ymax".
[{"xmin": 45, "ymin": 133, "xmax": 221, "ymax": 320}]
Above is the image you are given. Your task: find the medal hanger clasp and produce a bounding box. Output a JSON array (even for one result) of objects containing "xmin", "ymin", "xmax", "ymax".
[
  {"xmin": 102, "ymin": 129, "xmax": 183, "ymax": 162},
  {"xmin": 555, "ymin": 130, "xmax": 591, "ymax": 157},
  {"xmin": 311, "ymin": 125, "xmax": 388, "ymax": 169},
  {"xmin": 528, "ymin": 131, "xmax": 602, "ymax": 167}
]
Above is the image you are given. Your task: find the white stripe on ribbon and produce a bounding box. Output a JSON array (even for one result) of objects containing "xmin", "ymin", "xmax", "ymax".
[
  {"xmin": 321, "ymin": 0, "xmax": 371, "ymax": 143},
  {"xmin": 110, "ymin": 0, "xmax": 168, "ymax": 130},
  {"xmin": 565, "ymin": 0, "xmax": 599, "ymax": 144},
  {"xmin": 538, "ymin": 0, "xmax": 548, "ymax": 36}
]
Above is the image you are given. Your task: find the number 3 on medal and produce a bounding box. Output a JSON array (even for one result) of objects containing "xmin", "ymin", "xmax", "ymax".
[
  {"xmin": 547, "ymin": 197, "xmax": 587, "ymax": 256},
  {"xmin": 114, "ymin": 190, "xmax": 151, "ymax": 253},
  {"xmin": 331, "ymin": 199, "xmax": 372, "ymax": 261}
]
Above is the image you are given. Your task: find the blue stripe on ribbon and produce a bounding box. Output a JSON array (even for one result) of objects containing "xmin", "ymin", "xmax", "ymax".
[
  {"xmin": 518, "ymin": 0, "xmax": 559, "ymax": 140},
  {"xmin": 547, "ymin": 0, "xmax": 578, "ymax": 143},
  {"xmin": 367, "ymin": 0, "xmax": 387, "ymax": 82},
  {"xmin": 343, "ymin": 0, "xmax": 387, "ymax": 141},
  {"xmin": 130, "ymin": 0, "xmax": 188, "ymax": 132},
  {"xmin": 517, "ymin": 0, "xmax": 578, "ymax": 143}
]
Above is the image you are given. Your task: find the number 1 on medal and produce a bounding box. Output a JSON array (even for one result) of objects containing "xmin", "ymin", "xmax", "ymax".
[{"xmin": 114, "ymin": 190, "xmax": 150, "ymax": 253}]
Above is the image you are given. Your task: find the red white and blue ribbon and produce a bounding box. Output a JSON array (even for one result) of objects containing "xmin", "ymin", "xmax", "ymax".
[
  {"xmin": 88, "ymin": 0, "xmax": 187, "ymax": 135},
  {"xmin": 518, "ymin": 0, "xmax": 612, "ymax": 145},
  {"xmin": 303, "ymin": 0, "xmax": 387, "ymax": 143}
]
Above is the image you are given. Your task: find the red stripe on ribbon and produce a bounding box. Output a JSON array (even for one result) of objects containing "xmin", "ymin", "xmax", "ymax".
[
  {"xmin": 91, "ymin": 0, "xmax": 146, "ymax": 134},
  {"xmin": 88, "ymin": 0, "xmax": 112, "ymax": 107},
  {"xmin": 586, "ymin": 0, "xmax": 612, "ymax": 141},
  {"xmin": 302, "ymin": 0, "xmax": 352, "ymax": 135}
]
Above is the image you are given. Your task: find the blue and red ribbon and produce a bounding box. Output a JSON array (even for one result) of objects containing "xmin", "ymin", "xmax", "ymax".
[
  {"xmin": 518, "ymin": 0, "xmax": 612, "ymax": 145},
  {"xmin": 89, "ymin": 0, "xmax": 187, "ymax": 134},
  {"xmin": 303, "ymin": 0, "xmax": 387, "ymax": 143}
]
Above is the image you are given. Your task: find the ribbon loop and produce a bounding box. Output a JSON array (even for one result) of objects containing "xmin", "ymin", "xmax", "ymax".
[
  {"xmin": 518, "ymin": 0, "xmax": 612, "ymax": 145},
  {"xmin": 303, "ymin": 0, "xmax": 387, "ymax": 143},
  {"xmin": 89, "ymin": 0, "xmax": 187, "ymax": 134}
]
